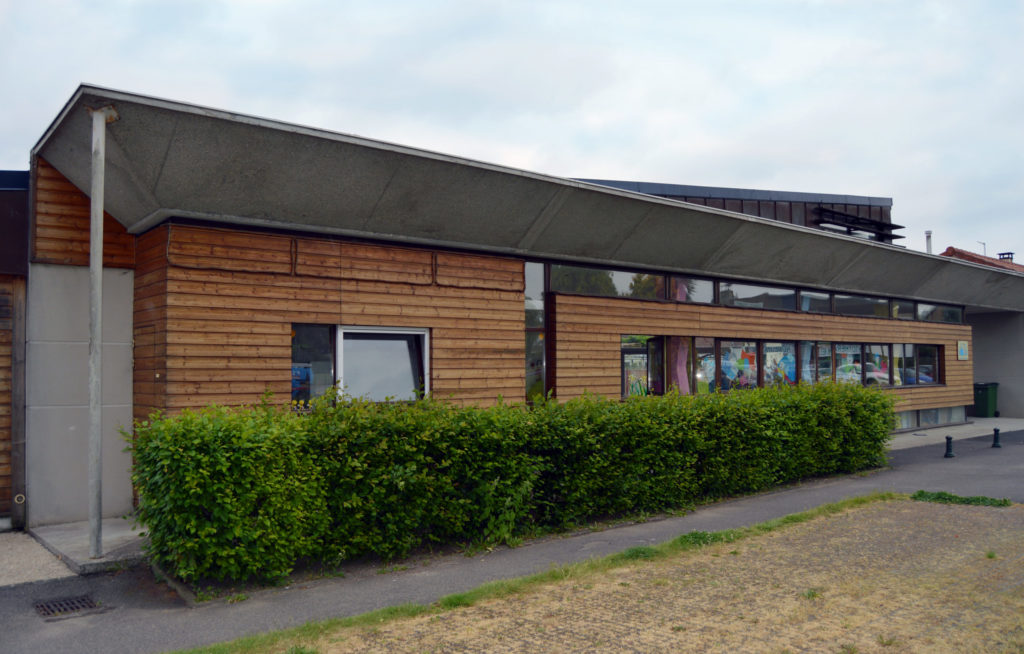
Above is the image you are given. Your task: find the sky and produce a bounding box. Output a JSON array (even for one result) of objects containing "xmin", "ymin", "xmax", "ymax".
[{"xmin": 1, "ymin": 0, "xmax": 1022, "ymax": 257}]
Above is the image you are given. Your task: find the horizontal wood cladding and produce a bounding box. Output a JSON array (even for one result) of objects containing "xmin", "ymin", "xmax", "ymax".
[
  {"xmin": 435, "ymin": 252, "xmax": 523, "ymax": 291},
  {"xmin": 0, "ymin": 275, "xmax": 13, "ymax": 514},
  {"xmin": 32, "ymin": 158, "xmax": 134, "ymax": 268},
  {"xmin": 554, "ymin": 294, "xmax": 973, "ymax": 411},
  {"xmin": 138, "ymin": 225, "xmax": 525, "ymax": 410}
]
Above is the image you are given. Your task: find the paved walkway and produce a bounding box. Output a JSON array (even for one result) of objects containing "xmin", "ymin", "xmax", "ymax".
[{"xmin": 1, "ymin": 417, "xmax": 1022, "ymax": 653}]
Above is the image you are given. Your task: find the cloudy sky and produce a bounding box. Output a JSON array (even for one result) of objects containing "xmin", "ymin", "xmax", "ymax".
[{"xmin": 2, "ymin": 0, "xmax": 1021, "ymax": 256}]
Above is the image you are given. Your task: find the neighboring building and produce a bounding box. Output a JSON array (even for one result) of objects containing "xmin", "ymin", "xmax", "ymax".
[
  {"xmin": 940, "ymin": 247, "xmax": 1024, "ymax": 422},
  {"xmin": 6, "ymin": 85, "xmax": 1024, "ymax": 527}
]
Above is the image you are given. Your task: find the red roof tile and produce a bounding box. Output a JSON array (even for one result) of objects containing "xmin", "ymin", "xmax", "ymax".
[{"xmin": 940, "ymin": 247, "xmax": 1024, "ymax": 273}]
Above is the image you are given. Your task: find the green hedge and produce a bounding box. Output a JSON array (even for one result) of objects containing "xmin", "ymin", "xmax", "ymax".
[{"xmin": 129, "ymin": 383, "xmax": 893, "ymax": 583}]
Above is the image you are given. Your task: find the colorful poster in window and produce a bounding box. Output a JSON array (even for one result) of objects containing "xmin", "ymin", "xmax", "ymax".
[
  {"xmin": 721, "ymin": 340, "xmax": 757, "ymax": 389},
  {"xmin": 667, "ymin": 336, "xmax": 692, "ymax": 394},
  {"xmin": 764, "ymin": 342, "xmax": 797, "ymax": 386},
  {"xmin": 835, "ymin": 343, "xmax": 862, "ymax": 384}
]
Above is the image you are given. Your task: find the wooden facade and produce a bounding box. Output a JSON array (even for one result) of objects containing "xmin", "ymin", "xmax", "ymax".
[
  {"xmin": 33, "ymin": 158, "xmax": 134, "ymax": 268},
  {"xmin": 0, "ymin": 275, "xmax": 14, "ymax": 515},
  {"xmin": 30, "ymin": 158, "xmax": 975, "ymax": 427},
  {"xmin": 554, "ymin": 294, "xmax": 973, "ymax": 412},
  {"xmin": 133, "ymin": 224, "xmax": 526, "ymax": 415}
]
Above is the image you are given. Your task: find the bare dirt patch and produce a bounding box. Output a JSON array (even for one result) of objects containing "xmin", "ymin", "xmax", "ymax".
[{"xmin": 315, "ymin": 500, "xmax": 1024, "ymax": 653}]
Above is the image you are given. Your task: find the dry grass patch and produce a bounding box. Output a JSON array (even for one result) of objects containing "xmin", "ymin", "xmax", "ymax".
[{"xmin": 312, "ymin": 500, "xmax": 1024, "ymax": 653}]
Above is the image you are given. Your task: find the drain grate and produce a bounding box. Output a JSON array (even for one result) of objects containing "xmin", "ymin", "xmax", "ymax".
[{"xmin": 34, "ymin": 594, "xmax": 98, "ymax": 618}]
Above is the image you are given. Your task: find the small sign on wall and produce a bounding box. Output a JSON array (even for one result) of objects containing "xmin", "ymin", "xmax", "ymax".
[{"xmin": 957, "ymin": 340, "xmax": 969, "ymax": 360}]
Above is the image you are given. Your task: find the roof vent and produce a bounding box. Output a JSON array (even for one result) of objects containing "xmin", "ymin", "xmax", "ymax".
[{"xmin": 998, "ymin": 252, "xmax": 1014, "ymax": 262}]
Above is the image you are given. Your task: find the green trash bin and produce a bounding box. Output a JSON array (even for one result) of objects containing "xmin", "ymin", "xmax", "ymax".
[{"xmin": 973, "ymin": 382, "xmax": 999, "ymax": 417}]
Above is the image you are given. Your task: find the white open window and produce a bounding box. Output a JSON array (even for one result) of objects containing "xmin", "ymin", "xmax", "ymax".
[{"xmin": 337, "ymin": 326, "xmax": 429, "ymax": 401}]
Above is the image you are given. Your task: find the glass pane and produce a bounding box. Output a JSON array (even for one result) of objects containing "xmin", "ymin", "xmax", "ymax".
[
  {"xmin": 799, "ymin": 341, "xmax": 815, "ymax": 383},
  {"xmin": 817, "ymin": 342, "xmax": 833, "ymax": 382},
  {"xmin": 835, "ymin": 343, "xmax": 862, "ymax": 383},
  {"xmin": 835, "ymin": 294, "xmax": 889, "ymax": 318},
  {"xmin": 525, "ymin": 262, "xmax": 545, "ymax": 328},
  {"xmin": 648, "ymin": 337, "xmax": 665, "ymax": 395},
  {"xmin": 896, "ymin": 410, "xmax": 917, "ymax": 429},
  {"xmin": 694, "ymin": 337, "xmax": 716, "ymax": 394},
  {"xmin": 667, "ymin": 336, "xmax": 693, "ymax": 394},
  {"xmin": 891, "ymin": 300, "xmax": 915, "ymax": 320},
  {"xmin": 764, "ymin": 342, "xmax": 797, "ymax": 386},
  {"xmin": 551, "ymin": 264, "xmax": 664, "ymax": 300},
  {"xmin": 720, "ymin": 340, "xmax": 758, "ymax": 389},
  {"xmin": 919, "ymin": 408, "xmax": 939, "ymax": 426},
  {"xmin": 864, "ymin": 344, "xmax": 890, "ymax": 385},
  {"xmin": 525, "ymin": 331, "xmax": 545, "ymax": 400},
  {"xmin": 917, "ymin": 345, "xmax": 938, "ymax": 384},
  {"xmin": 343, "ymin": 333, "xmax": 423, "ymax": 401},
  {"xmin": 720, "ymin": 283, "xmax": 796, "ymax": 311},
  {"xmin": 669, "ymin": 277, "xmax": 715, "ymax": 303},
  {"xmin": 291, "ymin": 324, "xmax": 334, "ymax": 404},
  {"xmin": 622, "ymin": 335, "xmax": 650, "ymax": 397},
  {"xmin": 800, "ymin": 291, "xmax": 831, "ymax": 313},
  {"xmin": 917, "ymin": 303, "xmax": 962, "ymax": 323}
]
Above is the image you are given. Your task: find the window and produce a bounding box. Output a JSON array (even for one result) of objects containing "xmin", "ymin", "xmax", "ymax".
[
  {"xmin": 864, "ymin": 344, "xmax": 891, "ymax": 385},
  {"xmin": 917, "ymin": 303, "xmax": 963, "ymax": 324},
  {"xmin": 291, "ymin": 324, "xmax": 429, "ymax": 403},
  {"xmin": 720, "ymin": 340, "xmax": 758, "ymax": 389},
  {"xmin": 669, "ymin": 276, "xmax": 715, "ymax": 303},
  {"xmin": 835, "ymin": 294, "xmax": 889, "ymax": 318},
  {"xmin": 816, "ymin": 342, "xmax": 834, "ymax": 382},
  {"xmin": 525, "ymin": 262, "xmax": 546, "ymax": 400},
  {"xmin": 719, "ymin": 283, "xmax": 796, "ymax": 311},
  {"xmin": 551, "ymin": 264, "xmax": 664, "ymax": 300},
  {"xmin": 800, "ymin": 290, "xmax": 832, "ymax": 313},
  {"xmin": 621, "ymin": 335, "xmax": 665, "ymax": 397},
  {"xmin": 666, "ymin": 336, "xmax": 695, "ymax": 394},
  {"xmin": 694, "ymin": 337, "xmax": 716, "ymax": 394},
  {"xmin": 340, "ymin": 328, "xmax": 428, "ymax": 401},
  {"xmin": 835, "ymin": 344, "xmax": 862, "ymax": 383},
  {"xmin": 292, "ymin": 324, "xmax": 335, "ymax": 404},
  {"xmin": 763, "ymin": 342, "xmax": 797, "ymax": 386},
  {"xmin": 891, "ymin": 300, "xmax": 915, "ymax": 320}
]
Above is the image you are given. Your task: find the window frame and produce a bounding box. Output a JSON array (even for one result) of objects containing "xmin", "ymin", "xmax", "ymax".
[{"xmin": 337, "ymin": 325, "xmax": 430, "ymax": 400}]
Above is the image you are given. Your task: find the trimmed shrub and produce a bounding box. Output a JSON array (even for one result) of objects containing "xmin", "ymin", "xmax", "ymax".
[{"xmin": 129, "ymin": 383, "xmax": 894, "ymax": 582}]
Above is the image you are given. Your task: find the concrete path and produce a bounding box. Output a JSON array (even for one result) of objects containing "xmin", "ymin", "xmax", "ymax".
[{"xmin": 1, "ymin": 419, "xmax": 1022, "ymax": 654}]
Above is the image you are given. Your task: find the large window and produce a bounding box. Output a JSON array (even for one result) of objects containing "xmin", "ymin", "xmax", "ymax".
[
  {"xmin": 670, "ymin": 276, "xmax": 715, "ymax": 303},
  {"xmin": 835, "ymin": 294, "xmax": 889, "ymax": 318},
  {"xmin": 720, "ymin": 340, "xmax": 758, "ymax": 389},
  {"xmin": 291, "ymin": 324, "xmax": 429, "ymax": 403},
  {"xmin": 551, "ymin": 264, "xmax": 664, "ymax": 300},
  {"xmin": 835, "ymin": 344, "xmax": 863, "ymax": 383},
  {"xmin": 719, "ymin": 283, "xmax": 796, "ymax": 311},
  {"xmin": 621, "ymin": 335, "xmax": 665, "ymax": 397},
  {"xmin": 763, "ymin": 342, "xmax": 797, "ymax": 386}
]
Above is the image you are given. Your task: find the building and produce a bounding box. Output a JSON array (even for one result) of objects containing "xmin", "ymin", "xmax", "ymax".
[{"xmin": 3, "ymin": 84, "xmax": 1024, "ymax": 528}]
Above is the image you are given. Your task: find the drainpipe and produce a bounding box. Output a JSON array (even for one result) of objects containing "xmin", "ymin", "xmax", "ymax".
[{"xmin": 88, "ymin": 105, "xmax": 118, "ymax": 558}]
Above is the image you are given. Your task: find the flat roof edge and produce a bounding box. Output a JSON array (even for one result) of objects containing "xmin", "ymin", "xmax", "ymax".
[{"xmin": 578, "ymin": 178, "xmax": 893, "ymax": 207}]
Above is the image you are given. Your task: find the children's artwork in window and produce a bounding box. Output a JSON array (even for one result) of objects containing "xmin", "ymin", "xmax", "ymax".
[
  {"xmin": 621, "ymin": 335, "xmax": 664, "ymax": 397},
  {"xmin": 720, "ymin": 340, "xmax": 758, "ymax": 389},
  {"xmin": 695, "ymin": 337, "xmax": 716, "ymax": 394},
  {"xmin": 835, "ymin": 343, "xmax": 862, "ymax": 383},
  {"xmin": 764, "ymin": 342, "xmax": 797, "ymax": 386}
]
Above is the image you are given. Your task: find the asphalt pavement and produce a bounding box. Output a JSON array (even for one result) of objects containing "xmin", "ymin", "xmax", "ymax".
[{"xmin": 2, "ymin": 426, "xmax": 1023, "ymax": 654}]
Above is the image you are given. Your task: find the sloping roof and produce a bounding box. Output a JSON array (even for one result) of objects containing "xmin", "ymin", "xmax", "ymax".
[
  {"xmin": 941, "ymin": 247, "xmax": 1024, "ymax": 274},
  {"xmin": 30, "ymin": 84, "xmax": 1024, "ymax": 313}
]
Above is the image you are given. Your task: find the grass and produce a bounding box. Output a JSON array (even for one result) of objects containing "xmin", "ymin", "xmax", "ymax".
[
  {"xmin": 172, "ymin": 491, "xmax": 903, "ymax": 654},
  {"xmin": 910, "ymin": 490, "xmax": 1012, "ymax": 507}
]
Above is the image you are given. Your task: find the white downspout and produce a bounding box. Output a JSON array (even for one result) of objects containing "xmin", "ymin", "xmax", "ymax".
[{"xmin": 88, "ymin": 105, "xmax": 118, "ymax": 559}]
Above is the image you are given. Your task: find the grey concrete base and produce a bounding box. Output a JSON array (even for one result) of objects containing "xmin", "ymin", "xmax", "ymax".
[
  {"xmin": 0, "ymin": 517, "xmax": 11, "ymax": 532},
  {"xmin": 887, "ymin": 416, "xmax": 1024, "ymax": 450},
  {"xmin": 29, "ymin": 517, "xmax": 146, "ymax": 575}
]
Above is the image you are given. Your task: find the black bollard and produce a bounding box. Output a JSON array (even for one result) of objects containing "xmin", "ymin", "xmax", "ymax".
[
  {"xmin": 944, "ymin": 435, "xmax": 955, "ymax": 458},
  {"xmin": 993, "ymin": 428, "xmax": 1002, "ymax": 449}
]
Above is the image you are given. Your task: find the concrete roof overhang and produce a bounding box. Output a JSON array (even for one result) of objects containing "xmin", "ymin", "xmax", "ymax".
[{"xmin": 33, "ymin": 85, "xmax": 1024, "ymax": 313}]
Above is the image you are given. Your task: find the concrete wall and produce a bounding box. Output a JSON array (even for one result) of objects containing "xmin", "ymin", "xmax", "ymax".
[
  {"xmin": 25, "ymin": 263, "xmax": 134, "ymax": 526},
  {"xmin": 969, "ymin": 311, "xmax": 1024, "ymax": 419}
]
